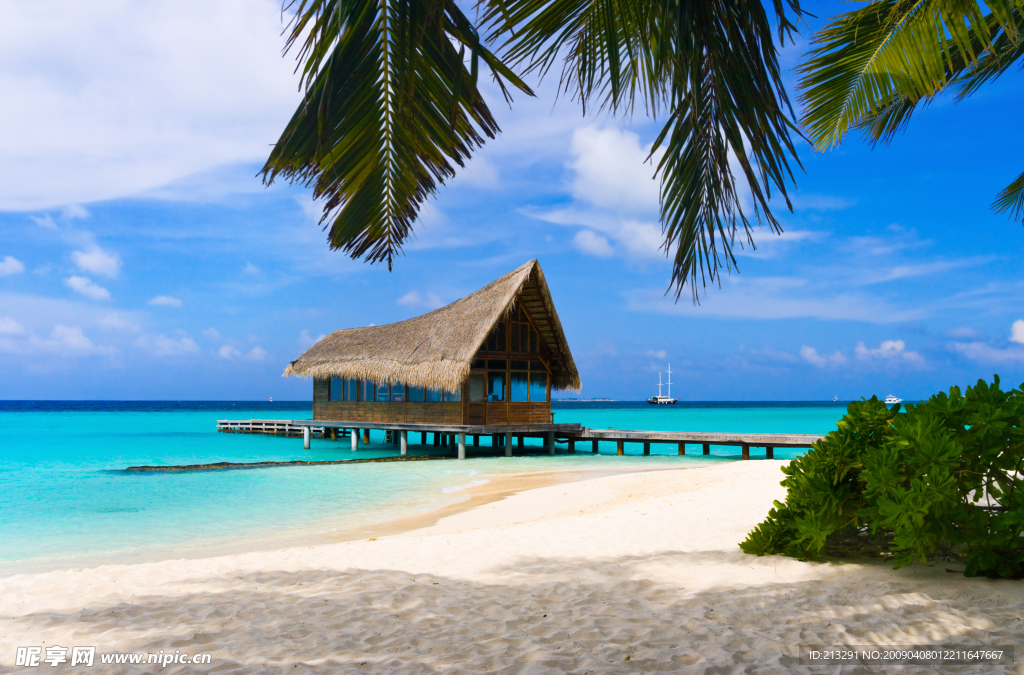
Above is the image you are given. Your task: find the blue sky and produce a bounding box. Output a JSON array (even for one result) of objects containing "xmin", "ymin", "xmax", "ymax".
[{"xmin": 1, "ymin": 0, "xmax": 1023, "ymax": 401}]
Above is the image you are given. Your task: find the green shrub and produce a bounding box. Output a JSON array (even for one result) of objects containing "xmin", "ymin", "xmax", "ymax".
[{"xmin": 740, "ymin": 376, "xmax": 1024, "ymax": 578}]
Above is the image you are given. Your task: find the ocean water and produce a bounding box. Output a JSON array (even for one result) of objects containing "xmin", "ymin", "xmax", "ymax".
[{"xmin": 0, "ymin": 400, "xmax": 850, "ymax": 575}]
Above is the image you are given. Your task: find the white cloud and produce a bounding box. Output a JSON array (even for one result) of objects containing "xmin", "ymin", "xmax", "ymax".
[
  {"xmin": 65, "ymin": 276, "xmax": 111, "ymax": 301},
  {"xmin": 137, "ymin": 333, "xmax": 200, "ymax": 357},
  {"xmin": 0, "ymin": 317, "xmax": 25, "ymax": 335},
  {"xmin": 645, "ymin": 349, "xmax": 667, "ymax": 360},
  {"xmin": 31, "ymin": 214, "xmax": 57, "ymax": 229},
  {"xmin": 0, "ymin": 0, "xmax": 301, "ymax": 211},
  {"xmin": 947, "ymin": 326, "xmax": 977, "ymax": 338},
  {"xmin": 147, "ymin": 295, "xmax": 182, "ymax": 307},
  {"xmin": 49, "ymin": 324, "xmax": 94, "ymax": 351},
  {"xmin": 219, "ymin": 344, "xmax": 266, "ymax": 360},
  {"xmin": 243, "ymin": 262, "xmax": 260, "ymax": 275},
  {"xmin": 1011, "ymin": 320, "xmax": 1024, "ymax": 345},
  {"xmin": 71, "ymin": 245, "xmax": 121, "ymax": 278},
  {"xmin": 855, "ymin": 339, "xmax": 924, "ymax": 365},
  {"xmin": 568, "ymin": 126, "xmax": 660, "ymax": 214},
  {"xmin": 800, "ymin": 345, "xmax": 847, "ymax": 368},
  {"xmin": 573, "ymin": 230, "xmax": 614, "ymax": 257},
  {"xmin": 0, "ymin": 256, "xmax": 25, "ymax": 276},
  {"xmin": 62, "ymin": 204, "xmax": 89, "ymax": 220},
  {"xmin": 791, "ymin": 194, "xmax": 855, "ymax": 211},
  {"xmin": 951, "ymin": 341, "xmax": 1024, "ymax": 363},
  {"xmin": 201, "ymin": 328, "xmax": 222, "ymax": 340},
  {"xmin": 397, "ymin": 290, "xmax": 444, "ymax": 310},
  {"xmin": 98, "ymin": 312, "xmax": 141, "ymax": 332}
]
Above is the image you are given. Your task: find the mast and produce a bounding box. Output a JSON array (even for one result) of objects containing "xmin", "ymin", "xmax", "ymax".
[
  {"xmin": 657, "ymin": 372, "xmax": 663, "ymax": 397},
  {"xmin": 667, "ymin": 363, "xmax": 672, "ymax": 399}
]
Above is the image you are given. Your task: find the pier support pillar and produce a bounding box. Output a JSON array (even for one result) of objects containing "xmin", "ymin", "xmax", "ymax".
[
  {"xmin": 742, "ymin": 444, "xmax": 750, "ymax": 460},
  {"xmin": 702, "ymin": 443, "xmax": 710, "ymax": 455},
  {"xmin": 592, "ymin": 439, "xmax": 599, "ymax": 454},
  {"xmin": 303, "ymin": 426, "xmax": 311, "ymax": 449},
  {"xmin": 643, "ymin": 441, "xmax": 650, "ymax": 456},
  {"xmin": 678, "ymin": 442, "xmax": 685, "ymax": 456},
  {"xmin": 616, "ymin": 440, "xmax": 624, "ymax": 456},
  {"xmin": 505, "ymin": 432, "xmax": 512, "ymax": 457},
  {"xmin": 517, "ymin": 435, "xmax": 524, "ymax": 449},
  {"xmin": 473, "ymin": 435, "xmax": 479, "ymax": 447},
  {"xmin": 400, "ymin": 430, "xmax": 408, "ymax": 455},
  {"xmin": 363, "ymin": 428, "xmax": 370, "ymax": 443},
  {"xmin": 766, "ymin": 445, "xmax": 774, "ymax": 459},
  {"xmin": 458, "ymin": 433, "xmax": 466, "ymax": 459},
  {"xmin": 568, "ymin": 437, "xmax": 575, "ymax": 454},
  {"xmin": 547, "ymin": 431, "xmax": 555, "ymax": 454},
  {"xmin": 351, "ymin": 429, "xmax": 359, "ymax": 451},
  {"xmin": 421, "ymin": 431, "xmax": 428, "ymax": 445}
]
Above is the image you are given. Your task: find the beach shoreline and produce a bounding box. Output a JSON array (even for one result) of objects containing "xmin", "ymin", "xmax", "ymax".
[{"xmin": 3, "ymin": 460, "xmax": 1022, "ymax": 673}]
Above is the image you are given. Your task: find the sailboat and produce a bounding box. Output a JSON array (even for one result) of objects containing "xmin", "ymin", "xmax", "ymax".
[{"xmin": 647, "ymin": 364, "xmax": 679, "ymax": 405}]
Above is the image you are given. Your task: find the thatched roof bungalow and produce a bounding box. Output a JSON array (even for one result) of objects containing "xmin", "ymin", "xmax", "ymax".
[{"xmin": 285, "ymin": 259, "xmax": 580, "ymax": 426}]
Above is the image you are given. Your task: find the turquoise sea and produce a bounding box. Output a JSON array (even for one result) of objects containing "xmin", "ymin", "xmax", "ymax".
[{"xmin": 0, "ymin": 401, "xmax": 851, "ymax": 575}]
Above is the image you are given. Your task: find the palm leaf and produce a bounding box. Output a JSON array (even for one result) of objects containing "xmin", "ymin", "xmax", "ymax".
[
  {"xmin": 485, "ymin": 0, "xmax": 805, "ymax": 298},
  {"xmin": 993, "ymin": 171, "xmax": 1024, "ymax": 219},
  {"xmin": 262, "ymin": 0, "xmax": 533, "ymax": 269},
  {"xmin": 799, "ymin": 0, "xmax": 1020, "ymax": 152}
]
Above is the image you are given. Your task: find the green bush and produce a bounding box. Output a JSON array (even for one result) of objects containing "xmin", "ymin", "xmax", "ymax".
[{"xmin": 740, "ymin": 376, "xmax": 1024, "ymax": 578}]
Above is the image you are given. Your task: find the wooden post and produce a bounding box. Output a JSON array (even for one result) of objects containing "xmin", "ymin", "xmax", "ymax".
[
  {"xmin": 592, "ymin": 439, "xmax": 599, "ymax": 454},
  {"xmin": 473, "ymin": 435, "xmax": 479, "ymax": 447},
  {"xmin": 568, "ymin": 436, "xmax": 575, "ymax": 453},
  {"xmin": 702, "ymin": 443, "xmax": 710, "ymax": 455},
  {"xmin": 616, "ymin": 440, "xmax": 624, "ymax": 456},
  {"xmin": 643, "ymin": 441, "xmax": 650, "ymax": 456},
  {"xmin": 363, "ymin": 428, "xmax": 370, "ymax": 443},
  {"xmin": 742, "ymin": 443, "xmax": 750, "ymax": 460},
  {"xmin": 677, "ymin": 442, "xmax": 685, "ymax": 456},
  {"xmin": 492, "ymin": 433, "xmax": 500, "ymax": 448},
  {"xmin": 517, "ymin": 435, "xmax": 524, "ymax": 449},
  {"xmin": 421, "ymin": 431, "xmax": 428, "ymax": 445},
  {"xmin": 303, "ymin": 426, "xmax": 311, "ymax": 449},
  {"xmin": 351, "ymin": 428, "xmax": 358, "ymax": 451},
  {"xmin": 330, "ymin": 427, "xmax": 338, "ymax": 440},
  {"xmin": 766, "ymin": 445, "xmax": 774, "ymax": 459},
  {"xmin": 400, "ymin": 430, "xmax": 408, "ymax": 455},
  {"xmin": 504, "ymin": 431, "xmax": 512, "ymax": 457},
  {"xmin": 434, "ymin": 432, "xmax": 441, "ymax": 447},
  {"xmin": 547, "ymin": 431, "xmax": 555, "ymax": 454},
  {"xmin": 458, "ymin": 433, "xmax": 466, "ymax": 460}
]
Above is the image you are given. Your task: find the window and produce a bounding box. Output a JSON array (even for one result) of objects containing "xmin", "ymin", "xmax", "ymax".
[
  {"xmin": 376, "ymin": 382, "xmax": 390, "ymax": 401},
  {"xmin": 408, "ymin": 386, "xmax": 424, "ymax": 402},
  {"xmin": 445, "ymin": 388, "xmax": 461, "ymax": 402},
  {"xmin": 390, "ymin": 382, "xmax": 405, "ymax": 402},
  {"xmin": 468, "ymin": 373, "xmax": 485, "ymax": 402},
  {"xmin": 529, "ymin": 372, "xmax": 548, "ymax": 402},
  {"xmin": 330, "ymin": 377, "xmax": 358, "ymax": 401},
  {"xmin": 510, "ymin": 370, "xmax": 529, "ymax": 401},
  {"xmin": 363, "ymin": 380, "xmax": 376, "ymax": 402},
  {"xmin": 487, "ymin": 372, "xmax": 506, "ymax": 401},
  {"xmin": 425, "ymin": 388, "xmax": 443, "ymax": 402}
]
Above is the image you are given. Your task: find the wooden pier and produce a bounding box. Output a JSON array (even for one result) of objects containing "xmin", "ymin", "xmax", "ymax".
[{"xmin": 220, "ymin": 419, "xmax": 823, "ymax": 460}]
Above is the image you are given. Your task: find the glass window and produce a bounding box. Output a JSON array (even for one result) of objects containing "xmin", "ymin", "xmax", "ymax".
[
  {"xmin": 496, "ymin": 322, "xmax": 506, "ymax": 351},
  {"xmin": 363, "ymin": 380, "xmax": 376, "ymax": 402},
  {"xmin": 520, "ymin": 324, "xmax": 529, "ymax": 353},
  {"xmin": 329, "ymin": 377, "xmax": 342, "ymax": 401},
  {"xmin": 529, "ymin": 326, "xmax": 538, "ymax": 354},
  {"xmin": 391, "ymin": 382, "xmax": 405, "ymax": 402},
  {"xmin": 486, "ymin": 330, "xmax": 496, "ymax": 352},
  {"xmin": 408, "ymin": 385, "xmax": 424, "ymax": 402},
  {"xmin": 510, "ymin": 326, "xmax": 520, "ymax": 353},
  {"xmin": 445, "ymin": 388, "xmax": 461, "ymax": 402},
  {"xmin": 468, "ymin": 373, "xmax": 485, "ymax": 402},
  {"xmin": 377, "ymin": 382, "xmax": 390, "ymax": 401},
  {"xmin": 425, "ymin": 388, "xmax": 443, "ymax": 402},
  {"xmin": 510, "ymin": 371, "xmax": 529, "ymax": 401},
  {"xmin": 346, "ymin": 378, "xmax": 359, "ymax": 402},
  {"xmin": 471, "ymin": 359, "xmax": 485, "ymax": 369},
  {"xmin": 487, "ymin": 372, "xmax": 506, "ymax": 401},
  {"xmin": 529, "ymin": 372, "xmax": 547, "ymax": 402},
  {"xmin": 510, "ymin": 360, "xmax": 529, "ymax": 370},
  {"xmin": 487, "ymin": 359, "xmax": 506, "ymax": 371}
]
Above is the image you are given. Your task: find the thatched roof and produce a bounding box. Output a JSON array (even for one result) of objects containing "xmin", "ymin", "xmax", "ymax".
[{"xmin": 284, "ymin": 259, "xmax": 581, "ymax": 391}]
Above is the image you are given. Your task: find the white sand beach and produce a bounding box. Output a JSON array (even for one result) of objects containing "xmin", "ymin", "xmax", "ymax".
[{"xmin": 2, "ymin": 461, "xmax": 1022, "ymax": 673}]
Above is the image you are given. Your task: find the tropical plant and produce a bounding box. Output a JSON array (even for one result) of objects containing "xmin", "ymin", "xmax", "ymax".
[
  {"xmin": 261, "ymin": 0, "xmax": 805, "ymax": 299},
  {"xmin": 741, "ymin": 377, "xmax": 1024, "ymax": 579},
  {"xmin": 799, "ymin": 0, "xmax": 1024, "ymax": 220}
]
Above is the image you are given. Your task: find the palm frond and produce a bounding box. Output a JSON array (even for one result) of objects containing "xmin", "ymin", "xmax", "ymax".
[
  {"xmin": 799, "ymin": 0, "xmax": 1019, "ymax": 152},
  {"xmin": 993, "ymin": 170, "xmax": 1024, "ymax": 220},
  {"xmin": 484, "ymin": 0, "xmax": 804, "ymax": 299},
  {"xmin": 262, "ymin": 0, "xmax": 533, "ymax": 269}
]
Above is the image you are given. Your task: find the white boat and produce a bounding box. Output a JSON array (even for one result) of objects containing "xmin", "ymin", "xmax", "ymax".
[
  {"xmin": 884, "ymin": 394, "xmax": 902, "ymax": 405},
  {"xmin": 832, "ymin": 395, "xmax": 838, "ymax": 402},
  {"xmin": 647, "ymin": 364, "xmax": 678, "ymax": 405}
]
